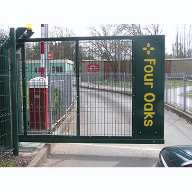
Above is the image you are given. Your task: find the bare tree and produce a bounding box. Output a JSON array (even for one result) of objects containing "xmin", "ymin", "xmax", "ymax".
[
  {"xmin": 187, "ymin": 25, "xmax": 192, "ymax": 57},
  {"xmin": 143, "ymin": 24, "xmax": 163, "ymax": 35},
  {"xmin": 49, "ymin": 26, "xmax": 75, "ymax": 37},
  {"xmin": 171, "ymin": 24, "xmax": 192, "ymax": 58},
  {"xmin": 48, "ymin": 26, "xmax": 76, "ymax": 60},
  {"xmin": 0, "ymin": 25, "xmax": 8, "ymax": 46},
  {"xmin": 25, "ymin": 26, "xmax": 77, "ymax": 60},
  {"xmin": 117, "ymin": 24, "xmax": 142, "ymax": 36},
  {"xmin": 88, "ymin": 24, "xmax": 132, "ymax": 73},
  {"xmin": 117, "ymin": 24, "xmax": 163, "ymax": 36},
  {"xmin": 176, "ymin": 26, "xmax": 179, "ymax": 58}
]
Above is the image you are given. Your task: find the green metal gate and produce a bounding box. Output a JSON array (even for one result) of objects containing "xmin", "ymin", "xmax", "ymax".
[{"xmin": 1, "ymin": 27, "xmax": 165, "ymax": 156}]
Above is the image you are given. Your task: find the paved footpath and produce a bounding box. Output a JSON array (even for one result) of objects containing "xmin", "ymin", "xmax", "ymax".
[{"xmin": 41, "ymin": 109, "xmax": 192, "ymax": 167}]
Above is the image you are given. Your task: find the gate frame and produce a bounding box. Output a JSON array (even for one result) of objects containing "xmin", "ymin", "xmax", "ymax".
[{"xmin": 17, "ymin": 35, "xmax": 165, "ymax": 145}]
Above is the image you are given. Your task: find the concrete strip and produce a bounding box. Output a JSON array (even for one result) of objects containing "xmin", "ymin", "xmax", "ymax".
[
  {"xmin": 27, "ymin": 102, "xmax": 76, "ymax": 167},
  {"xmin": 52, "ymin": 101, "xmax": 76, "ymax": 135},
  {"xmin": 27, "ymin": 100, "xmax": 76, "ymax": 167},
  {"xmin": 165, "ymin": 103, "xmax": 192, "ymax": 123},
  {"xmin": 28, "ymin": 143, "xmax": 57, "ymax": 167}
]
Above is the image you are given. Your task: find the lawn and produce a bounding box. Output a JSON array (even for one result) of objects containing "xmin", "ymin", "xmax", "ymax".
[
  {"xmin": 89, "ymin": 80, "xmax": 132, "ymax": 88},
  {"xmin": 179, "ymin": 90, "xmax": 192, "ymax": 98},
  {"xmin": 166, "ymin": 80, "xmax": 192, "ymax": 88},
  {"xmin": 89, "ymin": 79, "xmax": 192, "ymax": 89}
]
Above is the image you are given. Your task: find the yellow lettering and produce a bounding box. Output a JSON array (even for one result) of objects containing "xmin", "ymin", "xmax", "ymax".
[
  {"xmin": 144, "ymin": 93, "xmax": 155, "ymax": 102},
  {"xmin": 144, "ymin": 112, "xmax": 156, "ymax": 119},
  {"xmin": 144, "ymin": 65, "xmax": 153, "ymax": 73},
  {"xmin": 144, "ymin": 59, "xmax": 156, "ymax": 65},
  {"xmin": 144, "ymin": 82, "xmax": 153, "ymax": 88},
  {"xmin": 144, "ymin": 74, "xmax": 153, "ymax": 82},
  {"xmin": 144, "ymin": 103, "xmax": 153, "ymax": 111},
  {"xmin": 143, "ymin": 58, "xmax": 156, "ymax": 127},
  {"xmin": 144, "ymin": 120, "xmax": 153, "ymax": 127}
]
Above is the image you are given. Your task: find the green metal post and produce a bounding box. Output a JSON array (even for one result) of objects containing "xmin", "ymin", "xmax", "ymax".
[
  {"xmin": 132, "ymin": 39, "xmax": 136, "ymax": 137},
  {"xmin": 183, "ymin": 72, "xmax": 186, "ymax": 111},
  {"xmin": 10, "ymin": 28, "xmax": 19, "ymax": 156},
  {"xmin": 21, "ymin": 42, "xmax": 28, "ymax": 135},
  {"xmin": 75, "ymin": 40, "xmax": 80, "ymax": 136},
  {"xmin": 5, "ymin": 49, "xmax": 12, "ymax": 150}
]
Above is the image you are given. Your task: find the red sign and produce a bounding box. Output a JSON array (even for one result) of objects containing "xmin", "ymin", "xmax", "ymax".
[
  {"xmin": 48, "ymin": 52, "xmax": 53, "ymax": 59},
  {"xmin": 88, "ymin": 63, "xmax": 99, "ymax": 72}
]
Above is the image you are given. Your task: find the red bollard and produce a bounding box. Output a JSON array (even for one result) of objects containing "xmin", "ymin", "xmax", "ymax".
[{"xmin": 28, "ymin": 77, "xmax": 49, "ymax": 130}]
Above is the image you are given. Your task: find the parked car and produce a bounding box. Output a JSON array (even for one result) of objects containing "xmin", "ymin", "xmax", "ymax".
[{"xmin": 156, "ymin": 145, "xmax": 192, "ymax": 167}]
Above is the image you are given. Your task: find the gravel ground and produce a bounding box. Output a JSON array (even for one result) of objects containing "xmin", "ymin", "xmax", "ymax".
[{"xmin": 0, "ymin": 153, "xmax": 35, "ymax": 167}]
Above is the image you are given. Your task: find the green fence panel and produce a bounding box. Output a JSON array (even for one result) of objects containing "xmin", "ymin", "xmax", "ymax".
[{"xmin": 0, "ymin": 39, "xmax": 13, "ymax": 158}]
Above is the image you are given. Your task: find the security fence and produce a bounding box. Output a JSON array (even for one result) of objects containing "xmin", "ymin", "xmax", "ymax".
[
  {"xmin": 1, "ymin": 28, "xmax": 165, "ymax": 159},
  {"xmin": 79, "ymin": 72, "xmax": 132, "ymax": 136},
  {"xmin": 165, "ymin": 73, "xmax": 192, "ymax": 114},
  {"xmin": 0, "ymin": 40, "xmax": 12, "ymax": 158},
  {"xmin": 50, "ymin": 73, "xmax": 73, "ymax": 126},
  {"xmin": 17, "ymin": 72, "xmax": 74, "ymax": 135},
  {"xmin": 80, "ymin": 72, "xmax": 132, "ymax": 93},
  {"xmin": 19, "ymin": 38, "xmax": 134, "ymax": 138},
  {"xmin": 0, "ymin": 29, "xmax": 18, "ymax": 158}
]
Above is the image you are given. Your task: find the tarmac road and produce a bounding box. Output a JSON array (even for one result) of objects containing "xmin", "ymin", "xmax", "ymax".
[
  {"xmin": 79, "ymin": 88, "xmax": 132, "ymax": 136},
  {"xmin": 41, "ymin": 89, "xmax": 192, "ymax": 167},
  {"xmin": 166, "ymin": 86, "xmax": 192, "ymax": 112}
]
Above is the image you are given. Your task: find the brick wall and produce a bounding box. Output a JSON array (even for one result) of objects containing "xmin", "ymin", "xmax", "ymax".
[{"xmin": 167, "ymin": 59, "xmax": 192, "ymax": 74}]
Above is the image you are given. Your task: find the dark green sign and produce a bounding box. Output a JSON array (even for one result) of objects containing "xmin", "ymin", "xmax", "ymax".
[{"xmin": 132, "ymin": 36, "xmax": 165, "ymax": 140}]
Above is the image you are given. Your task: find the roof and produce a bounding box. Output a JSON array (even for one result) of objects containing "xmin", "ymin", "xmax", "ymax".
[
  {"xmin": 166, "ymin": 58, "xmax": 192, "ymax": 61},
  {"xmin": 26, "ymin": 59, "xmax": 74, "ymax": 64}
]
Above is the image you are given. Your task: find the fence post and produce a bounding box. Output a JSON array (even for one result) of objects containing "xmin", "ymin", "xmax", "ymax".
[
  {"xmin": 75, "ymin": 40, "xmax": 80, "ymax": 136},
  {"xmin": 124, "ymin": 72, "xmax": 126, "ymax": 93},
  {"xmin": 71, "ymin": 72, "xmax": 73, "ymax": 104},
  {"xmin": 21, "ymin": 42, "xmax": 28, "ymax": 136},
  {"xmin": 110, "ymin": 72, "xmax": 112, "ymax": 89},
  {"xmin": 17, "ymin": 54, "xmax": 23, "ymax": 134},
  {"xmin": 98, "ymin": 72, "xmax": 99, "ymax": 89},
  {"xmin": 48, "ymin": 72, "xmax": 52, "ymax": 133},
  {"xmin": 165, "ymin": 73, "xmax": 168, "ymax": 103},
  {"xmin": 10, "ymin": 28, "xmax": 19, "ymax": 156},
  {"xmin": 183, "ymin": 72, "xmax": 186, "ymax": 111}
]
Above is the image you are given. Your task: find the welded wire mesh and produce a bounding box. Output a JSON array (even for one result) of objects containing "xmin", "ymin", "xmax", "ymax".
[
  {"xmin": 165, "ymin": 73, "xmax": 192, "ymax": 114},
  {"xmin": 78, "ymin": 39, "xmax": 132, "ymax": 136},
  {"xmin": 0, "ymin": 42, "xmax": 13, "ymax": 159},
  {"xmin": 19, "ymin": 39, "xmax": 133, "ymax": 137},
  {"xmin": 185, "ymin": 74, "xmax": 192, "ymax": 113},
  {"xmin": 19, "ymin": 41, "xmax": 76, "ymax": 135},
  {"xmin": 80, "ymin": 72, "xmax": 132, "ymax": 136}
]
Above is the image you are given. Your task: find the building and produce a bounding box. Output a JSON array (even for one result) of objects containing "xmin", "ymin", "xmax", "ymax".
[
  {"xmin": 25, "ymin": 59, "xmax": 74, "ymax": 81},
  {"xmin": 80, "ymin": 60, "xmax": 132, "ymax": 73},
  {"xmin": 165, "ymin": 58, "xmax": 192, "ymax": 74}
]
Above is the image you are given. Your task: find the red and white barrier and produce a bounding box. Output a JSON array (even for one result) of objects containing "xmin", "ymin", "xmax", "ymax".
[
  {"xmin": 28, "ymin": 24, "xmax": 49, "ymax": 130},
  {"xmin": 41, "ymin": 24, "xmax": 45, "ymax": 77}
]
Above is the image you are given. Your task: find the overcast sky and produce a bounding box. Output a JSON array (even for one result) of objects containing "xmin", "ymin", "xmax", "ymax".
[
  {"xmin": 1, "ymin": 22, "xmax": 179, "ymax": 54},
  {"xmin": 1, "ymin": 0, "xmax": 191, "ymax": 55}
]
